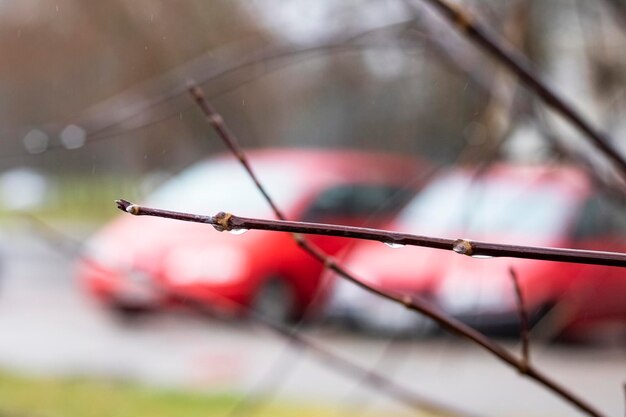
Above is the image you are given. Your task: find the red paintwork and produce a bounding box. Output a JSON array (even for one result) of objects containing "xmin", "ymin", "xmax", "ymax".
[
  {"xmin": 77, "ymin": 148, "xmax": 426, "ymax": 317},
  {"xmin": 331, "ymin": 164, "xmax": 626, "ymax": 336}
]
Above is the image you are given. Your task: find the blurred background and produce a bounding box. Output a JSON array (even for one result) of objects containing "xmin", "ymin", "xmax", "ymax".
[{"xmin": 0, "ymin": 0, "xmax": 625, "ymax": 416}]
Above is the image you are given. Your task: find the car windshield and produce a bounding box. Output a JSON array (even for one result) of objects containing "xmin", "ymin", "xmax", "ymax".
[
  {"xmin": 147, "ymin": 158, "xmax": 304, "ymax": 217},
  {"xmin": 396, "ymin": 173, "xmax": 576, "ymax": 242}
]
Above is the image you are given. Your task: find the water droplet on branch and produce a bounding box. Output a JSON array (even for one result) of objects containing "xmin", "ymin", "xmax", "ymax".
[
  {"xmin": 470, "ymin": 255, "xmax": 493, "ymax": 259},
  {"xmin": 228, "ymin": 228, "xmax": 249, "ymax": 235},
  {"xmin": 384, "ymin": 241, "xmax": 405, "ymax": 249}
]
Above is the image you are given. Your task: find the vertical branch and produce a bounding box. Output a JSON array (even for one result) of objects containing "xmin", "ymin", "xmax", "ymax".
[
  {"xmin": 189, "ymin": 84, "xmax": 287, "ymax": 220},
  {"xmin": 456, "ymin": 0, "xmax": 529, "ymax": 164},
  {"xmin": 533, "ymin": 107, "xmax": 626, "ymax": 195},
  {"xmin": 412, "ymin": 0, "xmax": 626, "ymax": 180},
  {"xmin": 509, "ymin": 267, "xmax": 530, "ymax": 368},
  {"xmin": 603, "ymin": 0, "xmax": 626, "ymax": 33}
]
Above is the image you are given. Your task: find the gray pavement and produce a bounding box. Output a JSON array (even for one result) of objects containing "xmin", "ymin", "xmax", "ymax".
[{"xmin": 0, "ymin": 225, "xmax": 624, "ymax": 417}]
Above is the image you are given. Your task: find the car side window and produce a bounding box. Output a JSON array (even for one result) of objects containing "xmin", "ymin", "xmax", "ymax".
[
  {"xmin": 604, "ymin": 197, "xmax": 626, "ymax": 241},
  {"xmin": 301, "ymin": 184, "xmax": 413, "ymax": 222},
  {"xmin": 573, "ymin": 194, "xmax": 626, "ymax": 241}
]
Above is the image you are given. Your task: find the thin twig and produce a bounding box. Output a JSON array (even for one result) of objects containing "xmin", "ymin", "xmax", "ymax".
[
  {"xmin": 412, "ymin": 0, "xmax": 626, "ymax": 180},
  {"xmin": 117, "ymin": 201, "xmax": 626, "ymax": 269},
  {"xmin": 188, "ymin": 83, "xmax": 374, "ymax": 415},
  {"xmin": 1, "ymin": 20, "xmax": 420, "ymax": 161},
  {"xmin": 189, "ymin": 86, "xmax": 444, "ymax": 416},
  {"xmin": 185, "ymin": 84, "xmax": 604, "ymax": 417},
  {"xmin": 246, "ymin": 317, "xmax": 470, "ymax": 417},
  {"xmin": 189, "ymin": 81, "xmax": 323, "ymax": 414},
  {"xmin": 1, "ymin": 41, "xmax": 423, "ymax": 161},
  {"xmin": 18, "ymin": 214, "xmax": 469, "ymax": 417},
  {"xmin": 509, "ymin": 267, "xmax": 530, "ymax": 368},
  {"xmin": 121, "ymin": 7, "xmax": 615, "ymax": 414},
  {"xmin": 603, "ymin": 0, "xmax": 626, "ymax": 33},
  {"xmin": 115, "ymin": 198, "xmax": 606, "ymax": 417},
  {"xmin": 188, "ymin": 86, "xmax": 287, "ymax": 220},
  {"xmin": 533, "ymin": 106, "xmax": 626, "ymax": 196},
  {"xmin": 331, "ymin": 1, "xmax": 529, "ymax": 403}
]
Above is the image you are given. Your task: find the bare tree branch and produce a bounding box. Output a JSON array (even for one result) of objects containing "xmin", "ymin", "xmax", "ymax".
[
  {"xmin": 1, "ymin": 21, "xmax": 419, "ymax": 161},
  {"xmin": 189, "ymin": 83, "xmax": 347, "ymax": 415},
  {"xmin": 188, "ymin": 85, "xmax": 288, "ymax": 220},
  {"xmin": 114, "ymin": 198, "xmax": 607, "ymax": 417},
  {"xmin": 118, "ymin": 76, "xmax": 612, "ymax": 417},
  {"xmin": 188, "ymin": 85, "xmax": 449, "ymax": 416},
  {"xmin": 330, "ymin": 1, "xmax": 531, "ymax": 404},
  {"xmin": 411, "ymin": 0, "xmax": 626, "ymax": 180},
  {"xmin": 116, "ymin": 201, "xmax": 626, "ymax": 269},
  {"xmin": 18, "ymin": 213, "xmax": 470, "ymax": 417},
  {"xmin": 603, "ymin": 0, "xmax": 626, "ymax": 33},
  {"xmin": 533, "ymin": 107, "xmax": 626, "ymax": 196},
  {"xmin": 509, "ymin": 267, "xmax": 530, "ymax": 368}
]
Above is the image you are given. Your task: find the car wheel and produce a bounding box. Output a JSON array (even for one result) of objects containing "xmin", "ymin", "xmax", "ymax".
[
  {"xmin": 110, "ymin": 302, "xmax": 152, "ymax": 323},
  {"xmin": 252, "ymin": 277, "xmax": 296, "ymax": 324}
]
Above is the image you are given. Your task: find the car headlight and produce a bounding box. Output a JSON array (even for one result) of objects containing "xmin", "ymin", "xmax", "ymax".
[
  {"xmin": 438, "ymin": 274, "xmax": 510, "ymax": 315},
  {"xmin": 164, "ymin": 245, "xmax": 247, "ymax": 285}
]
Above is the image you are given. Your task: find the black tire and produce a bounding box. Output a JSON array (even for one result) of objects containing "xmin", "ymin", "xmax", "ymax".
[
  {"xmin": 110, "ymin": 302, "xmax": 152, "ymax": 323},
  {"xmin": 252, "ymin": 277, "xmax": 296, "ymax": 324}
]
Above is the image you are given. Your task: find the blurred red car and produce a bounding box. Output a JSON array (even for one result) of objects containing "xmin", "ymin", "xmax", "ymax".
[
  {"xmin": 327, "ymin": 164, "xmax": 626, "ymax": 337},
  {"xmin": 78, "ymin": 148, "xmax": 426, "ymax": 322}
]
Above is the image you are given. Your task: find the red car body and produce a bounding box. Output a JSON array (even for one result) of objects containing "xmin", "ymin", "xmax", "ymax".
[
  {"xmin": 327, "ymin": 164, "xmax": 626, "ymax": 337},
  {"xmin": 78, "ymin": 148, "xmax": 426, "ymax": 321}
]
